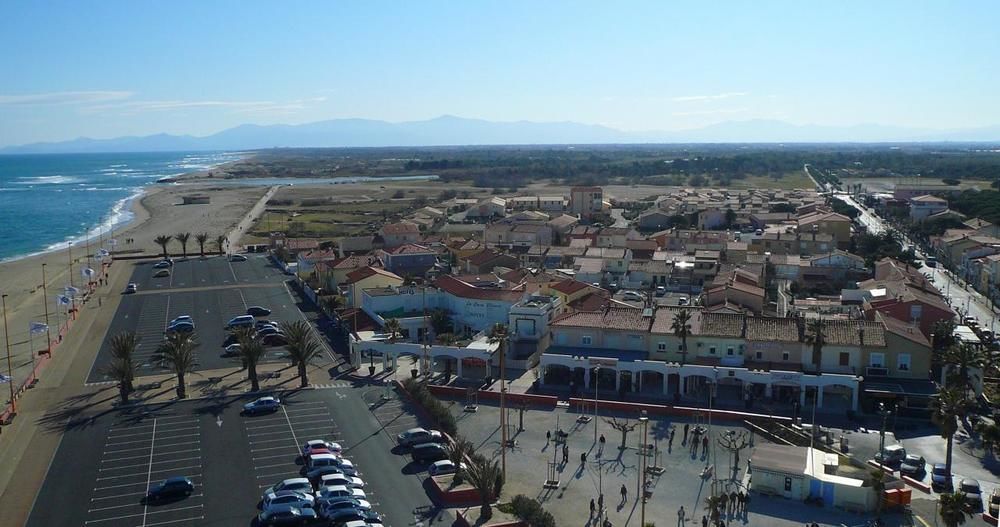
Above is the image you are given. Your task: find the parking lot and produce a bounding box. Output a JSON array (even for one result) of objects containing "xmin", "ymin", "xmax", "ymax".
[
  {"xmin": 27, "ymin": 388, "xmax": 448, "ymax": 527},
  {"xmin": 88, "ymin": 255, "xmax": 305, "ymax": 383}
]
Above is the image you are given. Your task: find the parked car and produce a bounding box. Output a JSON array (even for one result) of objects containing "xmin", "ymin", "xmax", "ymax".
[
  {"xmin": 257, "ymin": 326, "xmax": 284, "ymax": 337},
  {"xmin": 153, "ymin": 269, "xmax": 171, "ymax": 278},
  {"xmin": 153, "ymin": 260, "xmax": 171, "ymax": 269},
  {"xmin": 263, "ymin": 478, "xmax": 313, "ymax": 497},
  {"xmin": 318, "ymin": 473, "xmax": 365, "ymax": 489},
  {"xmin": 302, "ymin": 440, "xmax": 343, "ymax": 457},
  {"xmin": 262, "ymin": 333, "xmax": 289, "ymax": 346},
  {"xmin": 222, "ymin": 343, "xmax": 242, "ymax": 357},
  {"xmin": 243, "ymin": 396, "xmax": 281, "ymax": 415},
  {"xmin": 960, "ymin": 478, "xmax": 982, "ymax": 507},
  {"xmin": 411, "ymin": 443, "xmax": 448, "ymax": 464},
  {"xmin": 170, "ymin": 315, "xmax": 193, "ymax": 326},
  {"xmin": 324, "ymin": 507, "xmax": 383, "ymax": 524},
  {"xmin": 145, "ymin": 476, "xmax": 194, "ymax": 501},
  {"xmin": 622, "ymin": 291, "xmax": 643, "ymax": 302},
  {"xmin": 247, "ymin": 306, "xmax": 272, "ymax": 317},
  {"xmin": 261, "ymin": 490, "xmax": 315, "ymax": 511},
  {"xmin": 225, "ymin": 314, "xmax": 255, "ymax": 329},
  {"xmin": 256, "ymin": 320, "xmax": 277, "ymax": 329},
  {"xmin": 397, "ymin": 427, "xmax": 443, "ymax": 447},
  {"xmin": 315, "ymin": 485, "xmax": 365, "ymax": 501},
  {"xmin": 317, "ymin": 497, "xmax": 372, "ymax": 517},
  {"xmin": 306, "ymin": 453, "xmax": 342, "ymax": 470},
  {"xmin": 124, "ymin": 283, "xmax": 137, "ymax": 294},
  {"xmin": 257, "ymin": 505, "xmax": 317, "ymax": 526},
  {"xmin": 964, "ymin": 316, "xmax": 978, "ymax": 326},
  {"xmin": 655, "ymin": 286, "xmax": 666, "ymax": 297},
  {"xmin": 428, "ymin": 459, "xmax": 466, "ymax": 476},
  {"xmin": 165, "ymin": 321, "xmax": 194, "ymax": 334},
  {"xmin": 899, "ymin": 454, "xmax": 925, "ymax": 476},
  {"xmin": 229, "ymin": 254, "xmax": 248, "ymax": 262},
  {"xmin": 874, "ymin": 444, "xmax": 906, "ymax": 465},
  {"xmin": 990, "ymin": 488, "xmax": 1000, "ymax": 517},
  {"xmin": 306, "ymin": 459, "xmax": 358, "ymax": 479}
]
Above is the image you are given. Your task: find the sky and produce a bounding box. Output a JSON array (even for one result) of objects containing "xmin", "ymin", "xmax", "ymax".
[{"xmin": 1, "ymin": 1, "xmax": 999, "ymax": 146}]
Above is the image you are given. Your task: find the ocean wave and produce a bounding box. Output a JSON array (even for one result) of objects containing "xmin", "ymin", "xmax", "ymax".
[
  {"xmin": 16, "ymin": 175, "xmax": 83, "ymax": 185},
  {"xmin": 43, "ymin": 188, "xmax": 143, "ymax": 252}
]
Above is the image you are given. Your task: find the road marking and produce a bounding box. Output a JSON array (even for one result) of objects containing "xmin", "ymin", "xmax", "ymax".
[
  {"xmin": 140, "ymin": 418, "xmax": 156, "ymax": 527},
  {"xmin": 84, "ymin": 505, "xmax": 204, "ymax": 525},
  {"xmin": 142, "ymin": 515, "xmax": 206, "ymax": 527},
  {"xmin": 253, "ymin": 462, "xmax": 294, "ymax": 470}
]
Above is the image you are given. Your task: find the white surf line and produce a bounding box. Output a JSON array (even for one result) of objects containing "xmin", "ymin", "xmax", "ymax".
[{"xmin": 140, "ymin": 418, "xmax": 156, "ymax": 527}]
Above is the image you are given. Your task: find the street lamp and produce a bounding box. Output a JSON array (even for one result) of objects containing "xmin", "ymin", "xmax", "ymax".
[
  {"xmin": 593, "ymin": 365, "xmax": 600, "ymax": 443},
  {"xmin": 639, "ymin": 412, "xmax": 649, "ymax": 527},
  {"xmin": 877, "ymin": 402, "xmax": 895, "ymax": 466},
  {"xmin": 2, "ymin": 293, "xmax": 13, "ymax": 413}
]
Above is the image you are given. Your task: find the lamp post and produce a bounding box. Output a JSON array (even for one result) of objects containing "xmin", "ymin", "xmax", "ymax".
[
  {"xmin": 2, "ymin": 294, "xmax": 14, "ymax": 413},
  {"xmin": 639, "ymin": 412, "xmax": 649, "ymax": 527},
  {"xmin": 41, "ymin": 263, "xmax": 52, "ymax": 355},
  {"xmin": 877, "ymin": 402, "xmax": 894, "ymax": 465},
  {"xmin": 593, "ymin": 365, "xmax": 600, "ymax": 443}
]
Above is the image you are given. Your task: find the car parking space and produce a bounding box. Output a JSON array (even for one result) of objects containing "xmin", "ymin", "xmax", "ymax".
[
  {"xmin": 84, "ymin": 414, "xmax": 205, "ymax": 527},
  {"xmin": 89, "ymin": 258, "xmax": 307, "ymax": 382},
  {"xmin": 244, "ymin": 400, "xmax": 344, "ymax": 490},
  {"xmin": 369, "ymin": 393, "xmax": 423, "ymax": 440}
]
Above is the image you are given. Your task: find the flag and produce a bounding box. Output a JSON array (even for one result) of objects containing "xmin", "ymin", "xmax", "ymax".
[
  {"xmin": 29, "ymin": 322, "xmax": 48, "ymax": 335},
  {"xmin": 97, "ymin": 249, "xmax": 110, "ymax": 257},
  {"xmin": 64, "ymin": 286, "xmax": 80, "ymax": 297},
  {"xmin": 57, "ymin": 295, "xmax": 71, "ymax": 306},
  {"xmin": 82, "ymin": 267, "xmax": 95, "ymax": 278},
  {"xmin": 0, "ymin": 374, "xmax": 11, "ymax": 384},
  {"xmin": 108, "ymin": 239, "xmax": 118, "ymax": 246}
]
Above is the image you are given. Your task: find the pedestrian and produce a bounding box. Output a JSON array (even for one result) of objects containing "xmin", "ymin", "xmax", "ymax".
[
  {"xmin": 677, "ymin": 505, "xmax": 685, "ymax": 526},
  {"xmin": 563, "ymin": 444, "xmax": 569, "ymax": 463},
  {"xmin": 546, "ymin": 430, "xmax": 551, "ymax": 443},
  {"xmin": 599, "ymin": 434, "xmax": 606, "ymax": 450},
  {"xmin": 590, "ymin": 498, "xmax": 595, "ymax": 517},
  {"xmin": 683, "ymin": 423, "xmax": 690, "ymax": 445},
  {"xmin": 581, "ymin": 452, "xmax": 587, "ymax": 464},
  {"xmin": 729, "ymin": 491, "xmax": 737, "ymax": 514},
  {"xmin": 702, "ymin": 515, "xmax": 708, "ymax": 527},
  {"xmin": 620, "ymin": 484, "xmax": 628, "ymax": 504},
  {"xmin": 719, "ymin": 493, "xmax": 728, "ymax": 515},
  {"xmin": 743, "ymin": 492, "xmax": 750, "ymax": 513},
  {"xmin": 702, "ymin": 435, "xmax": 708, "ymax": 456},
  {"xmin": 669, "ymin": 428, "xmax": 675, "ymax": 451}
]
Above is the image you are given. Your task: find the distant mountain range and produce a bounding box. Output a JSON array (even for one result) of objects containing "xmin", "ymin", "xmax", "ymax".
[{"xmin": 4, "ymin": 115, "xmax": 1000, "ymax": 154}]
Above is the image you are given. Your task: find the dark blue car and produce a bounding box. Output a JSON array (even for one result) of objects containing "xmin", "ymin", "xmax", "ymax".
[{"xmin": 146, "ymin": 476, "xmax": 194, "ymax": 501}]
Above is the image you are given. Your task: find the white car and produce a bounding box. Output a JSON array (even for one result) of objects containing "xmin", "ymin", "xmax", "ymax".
[
  {"xmin": 261, "ymin": 490, "xmax": 315, "ymax": 511},
  {"xmin": 622, "ymin": 291, "xmax": 643, "ymax": 302},
  {"xmin": 318, "ymin": 498, "xmax": 373, "ymax": 518},
  {"xmin": 319, "ymin": 473, "xmax": 365, "ymax": 489},
  {"xmin": 302, "ymin": 439, "xmax": 343, "ymax": 457},
  {"xmin": 263, "ymin": 478, "xmax": 313, "ymax": 498},
  {"xmin": 316, "ymin": 485, "xmax": 366, "ymax": 501},
  {"xmin": 428, "ymin": 459, "xmax": 466, "ymax": 476},
  {"xmin": 396, "ymin": 427, "xmax": 443, "ymax": 447}
]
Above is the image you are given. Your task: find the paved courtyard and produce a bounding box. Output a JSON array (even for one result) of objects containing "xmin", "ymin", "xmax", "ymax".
[{"xmin": 453, "ymin": 402, "xmax": 917, "ymax": 527}]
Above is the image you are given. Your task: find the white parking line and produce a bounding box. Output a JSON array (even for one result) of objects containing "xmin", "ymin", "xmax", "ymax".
[
  {"xmin": 251, "ymin": 452, "xmax": 297, "ymax": 462},
  {"xmin": 249, "ymin": 437, "xmax": 299, "ymax": 446},
  {"xmin": 106, "ymin": 430, "xmax": 154, "ymax": 439},
  {"xmin": 253, "ymin": 462, "xmax": 294, "ymax": 470},
  {"xmin": 97, "ymin": 465, "xmax": 202, "ymax": 482},
  {"xmin": 101, "ymin": 448, "xmax": 201, "ymax": 463},
  {"xmin": 140, "ymin": 418, "xmax": 157, "ymax": 527},
  {"xmin": 90, "ymin": 490, "xmax": 147, "ymax": 501},
  {"xmin": 149, "ymin": 424, "xmax": 201, "ymax": 433},
  {"xmin": 245, "ymin": 422, "xmax": 301, "ymax": 431},
  {"xmin": 143, "ymin": 515, "xmax": 206, "ymax": 527},
  {"xmin": 84, "ymin": 505, "xmax": 204, "ymax": 525},
  {"xmin": 93, "ymin": 476, "xmax": 202, "ymax": 493},
  {"xmin": 248, "ymin": 445, "xmax": 298, "ymax": 453}
]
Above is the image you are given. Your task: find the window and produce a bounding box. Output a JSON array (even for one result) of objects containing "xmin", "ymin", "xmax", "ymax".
[
  {"xmin": 657, "ymin": 342, "xmax": 666, "ymax": 352},
  {"xmin": 839, "ymin": 352, "xmax": 850, "ymax": 366},
  {"xmin": 755, "ymin": 351, "xmax": 763, "ymax": 360},
  {"xmin": 782, "ymin": 352, "xmax": 790, "ymax": 361},
  {"xmin": 870, "ymin": 353, "xmax": 885, "ymax": 368},
  {"xmin": 709, "ymin": 346, "xmax": 717, "ymax": 355},
  {"xmin": 909, "ymin": 304, "xmax": 922, "ymax": 321},
  {"xmin": 727, "ymin": 347, "xmax": 735, "ymax": 356},
  {"xmin": 582, "ymin": 335, "xmax": 593, "ymax": 346},
  {"xmin": 898, "ymin": 354, "xmax": 911, "ymax": 371}
]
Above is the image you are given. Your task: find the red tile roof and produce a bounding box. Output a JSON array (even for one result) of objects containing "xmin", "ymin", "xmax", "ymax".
[
  {"xmin": 344, "ymin": 266, "xmax": 403, "ymax": 284},
  {"xmin": 381, "ymin": 222, "xmax": 420, "ymax": 235},
  {"xmin": 551, "ymin": 279, "xmax": 591, "ymax": 295},
  {"xmin": 432, "ymin": 275, "xmax": 523, "ymax": 302},
  {"xmin": 551, "ymin": 306, "xmax": 652, "ymax": 331},
  {"xmin": 383, "ymin": 243, "xmax": 434, "ymax": 255}
]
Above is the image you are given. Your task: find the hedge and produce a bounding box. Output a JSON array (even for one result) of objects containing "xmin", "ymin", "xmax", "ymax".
[
  {"xmin": 510, "ymin": 495, "xmax": 556, "ymax": 527},
  {"xmin": 401, "ymin": 378, "xmax": 457, "ymax": 437}
]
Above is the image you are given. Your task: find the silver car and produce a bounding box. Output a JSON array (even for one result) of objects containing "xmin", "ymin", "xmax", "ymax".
[
  {"xmin": 261, "ymin": 490, "xmax": 315, "ymax": 511},
  {"xmin": 396, "ymin": 427, "xmax": 443, "ymax": 447}
]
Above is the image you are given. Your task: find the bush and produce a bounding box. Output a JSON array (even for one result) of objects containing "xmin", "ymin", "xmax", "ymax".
[
  {"xmin": 509, "ymin": 495, "xmax": 556, "ymax": 527},
  {"xmin": 401, "ymin": 378, "xmax": 457, "ymax": 436}
]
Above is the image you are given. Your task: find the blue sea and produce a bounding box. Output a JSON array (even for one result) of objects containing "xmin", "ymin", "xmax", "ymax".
[{"xmin": 0, "ymin": 151, "xmax": 246, "ymax": 261}]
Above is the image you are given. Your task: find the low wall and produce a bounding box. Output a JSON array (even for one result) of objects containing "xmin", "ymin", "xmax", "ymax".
[
  {"xmin": 455, "ymin": 509, "xmax": 526, "ymax": 527},
  {"xmin": 427, "ymin": 385, "xmax": 558, "ymax": 408},
  {"xmin": 429, "ymin": 476, "xmax": 480, "ymax": 506},
  {"xmin": 567, "ymin": 397, "xmax": 793, "ymax": 424}
]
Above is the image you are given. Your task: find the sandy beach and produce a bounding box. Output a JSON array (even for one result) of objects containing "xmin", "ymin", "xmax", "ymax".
[{"xmin": 0, "ymin": 182, "xmax": 272, "ymax": 396}]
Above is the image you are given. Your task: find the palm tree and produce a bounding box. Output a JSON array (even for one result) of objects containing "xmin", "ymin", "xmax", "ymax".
[
  {"xmin": 280, "ymin": 321, "xmax": 324, "ymax": 388},
  {"xmin": 154, "ymin": 235, "xmax": 172, "ymax": 257},
  {"xmin": 805, "ymin": 318, "xmax": 826, "ymax": 369},
  {"xmin": 195, "ymin": 232, "xmax": 209, "ymax": 258},
  {"xmin": 870, "ymin": 470, "xmax": 886, "ymax": 519},
  {"xmin": 214, "ymin": 234, "xmax": 227, "ymax": 255},
  {"xmin": 383, "ymin": 318, "xmax": 402, "ymax": 343},
  {"xmin": 104, "ymin": 331, "xmax": 139, "ymax": 404},
  {"xmin": 158, "ymin": 332, "xmax": 197, "ymax": 399},
  {"xmin": 430, "ymin": 309, "xmax": 453, "ymax": 336},
  {"xmin": 175, "ymin": 232, "xmax": 191, "ymax": 258},
  {"xmin": 931, "ymin": 319, "xmax": 957, "ymax": 352},
  {"xmin": 488, "ymin": 323, "xmax": 509, "ymax": 378},
  {"xmin": 939, "ymin": 491, "xmax": 973, "ymax": 527},
  {"xmin": 703, "ymin": 494, "xmax": 722, "ymax": 522},
  {"xmin": 321, "ymin": 295, "xmax": 343, "ymax": 315},
  {"xmin": 932, "ymin": 386, "xmax": 970, "ymax": 478},
  {"xmin": 447, "ymin": 436, "xmax": 475, "ymax": 484},
  {"xmin": 236, "ymin": 330, "xmax": 267, "ymax": 392},
  {"xmin": 671, "ymin": 309, "xmax": 692, "ymax": 365},
  {"xmin": 943, "ymin": 342, "xmax": 988, "ymax": 394},
  {"xmin": 437, "ymin": 333, "xmax": 457, "ymax": 346},
  {"xmin": 464, "ymin": 457, "xmax": 504, "ymax": 520}
]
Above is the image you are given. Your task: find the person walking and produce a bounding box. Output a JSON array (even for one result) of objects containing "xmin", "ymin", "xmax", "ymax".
[
  {"xmin": 702, "ymin": 435, "xmax": 709, "ymax": 457},
  {"xmin": 729, "ymin": 490, "xmax": 737, "ymax": 514},
  {"xmin": 719, "ymin": 493, "xmax": 728, "ymax": 516},
  {"xmin": 701, "ymin": 515, "xmax": 708, "ymax": 527},
  {"xmin": 620, "ymin": 484, "xmax": 628, "ymax": 504},
  {"xmin": 590, "ymin": 498, "xmax": 596, "ymax": 517},
  {"xmin": 677, "ymin": 505, "xmax": 685, "ymax": 526},
  {"xmin": 743, "ymin": 492, "xmax": 751, "ymax": 515},
  {"xmin": 581, "ymin": 452, "xmax": 587, "ymax": 464},
  {"xmin": 669, "ymin": 428, "xmax": 675, "ymax": 451},
  {"xmin": 563, "ymin": 444, "xmax": 569, "ymax": 463},
  {"xmin": 546, "ymin": 430, "xmax": 551, "ymax": 443},
  {"xmin": 683, "ymin": 423, "xmax": 690, "ymax": 445}
]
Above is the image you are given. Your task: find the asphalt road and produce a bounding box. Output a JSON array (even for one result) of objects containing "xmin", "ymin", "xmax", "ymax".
[
  {"xmin": 87, "ymin": 255, "xmax": 303, "ymax": 383},
  {"xmin": 25, "ymin": 387, "xmax": 447, "ymax": 527}
]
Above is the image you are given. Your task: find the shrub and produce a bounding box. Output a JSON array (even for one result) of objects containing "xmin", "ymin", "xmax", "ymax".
[
  {"xmin": 401, "ymin": 378, "xmax": 457, "ymax": 436},
  {"xmin": 509, "ymin": 494, "xmax": 556, "ymax": 527}
]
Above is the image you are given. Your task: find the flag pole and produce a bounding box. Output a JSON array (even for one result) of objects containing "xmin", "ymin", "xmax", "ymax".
[{"xmin": 42, "ymin": 263, "xmax": 52, "ymax": 356}]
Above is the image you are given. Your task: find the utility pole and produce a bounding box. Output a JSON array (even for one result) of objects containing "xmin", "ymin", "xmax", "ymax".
[
  {"xmin": 877, "ymin": 402, "xmax": 893, "ymax": 465},
  {"xmin": 594, "ymin": 365, "xmax": 600, "ymax": 443},
  {"xmin": 41, "ymin": 264, "xmax": 52, "ymax": 355},
  {"xmin": 500, "ymin": 331, "xmax": 507, "ymax": 479}
]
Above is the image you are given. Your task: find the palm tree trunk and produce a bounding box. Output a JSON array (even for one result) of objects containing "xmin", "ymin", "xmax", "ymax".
[
  {"xmin": 480, "ymin": 503, "xmax": 492, "ymax": 520},
  {"xmin": 177, "ymin": 372, "xmax": 186, "ymax": 399},
  {"xmin": 249, "ymin": 365, "xmax": 260, "ymax": 392},
  {"xmin": 120, "ymin": 384, "xmax": 129, "ymax": 404},
  {"xmin": 945, "ymin": 434, "xmax": 954, "ymax": 476},
  {"xmin": 298, "ymin": 362, "xmax": 308, "ymax": 388}
]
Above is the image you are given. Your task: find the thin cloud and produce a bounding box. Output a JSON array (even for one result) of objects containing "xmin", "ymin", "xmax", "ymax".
[
  {"xmin": 672, "ymin": 92, "xmax": 748, "ymax": 102},
  {"xmin": 672, "ymin": 108, "xmax": 749, "ymax": 117},
  {"xmin": 0, "ymin": 91, "xmax": 133, "ymax": 106}
]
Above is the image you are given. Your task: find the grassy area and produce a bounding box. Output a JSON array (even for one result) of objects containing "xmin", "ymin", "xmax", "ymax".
[
  {"xmin": 842, "ymin": 177, "xmax": 995, "ymax": 193},
  {"xmin": 724, "ymin": 171, "xmax": 814, "ymax": 190},
  {"xmin": 250, "ymin": 199, "xmax": 418, "ymax": 240}
]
